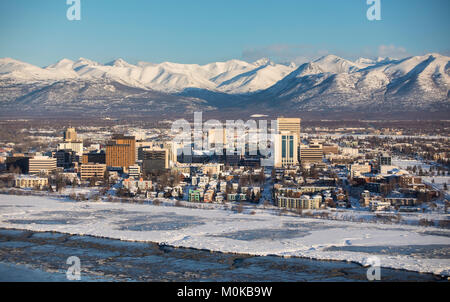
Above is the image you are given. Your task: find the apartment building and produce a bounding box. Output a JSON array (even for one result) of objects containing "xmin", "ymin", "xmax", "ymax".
[{"xmin": 276, "ymin": 194, "xmax": 322, "ymax": 210}]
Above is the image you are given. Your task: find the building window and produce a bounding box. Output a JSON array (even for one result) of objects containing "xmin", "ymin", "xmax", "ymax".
[{"xmin": 289, "ymin": 136, "xmax": 294, "ymax": 159}]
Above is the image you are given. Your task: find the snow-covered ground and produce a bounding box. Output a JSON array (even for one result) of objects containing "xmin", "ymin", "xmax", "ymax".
[
  {"xmin": 392, "ymin": 159, "xmax": 432, "ymax": 170},
  {"xmin": 0, "ymin": 194, "xmax": 449, "ymax": 277},
  {"xmin": 423, "ymin": 176, "xmax": 450, "ymax": 193}
]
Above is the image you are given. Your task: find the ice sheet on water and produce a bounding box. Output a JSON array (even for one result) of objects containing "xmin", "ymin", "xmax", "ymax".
[
  {"xmin": 28, "ymin": 244, "xmax": 121, "ymax": 258},
  {"xmin": 0, "ymin": 229, "xmax": 29, "ymax": 237},
  {"xmin": 324, "ymin": 244, "xmax": 450, "ymax": 258},
  {"xmin": 0, "ymin": 241, "xmax": 34, "ymax": 248},
  {"xmin": 67, "ymin": 235, "xmax": 152, "ymax": 248},
  {"xmin": 5, "ymin": 218, "xmax": 84, "ymax": 225},
  {"xmin": 115, "ymin": 213, "xmax": 206, "ymax": 231},
  {"xmin": 32, "ymin": 232, "xmax": 67, "ymax": 239},
  {"xmin": 212, "ymin": 222, "xmax": 337, "ymax": 241},
  {"xmin": 1, "ymin": 194, "xmax": 449, "ymax": 276},
  {"xmin": 0, "ymin": 205, "xmax": 33, "ymax": 208}
]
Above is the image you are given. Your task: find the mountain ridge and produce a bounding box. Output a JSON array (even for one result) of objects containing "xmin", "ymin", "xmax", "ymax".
[{"xmin": 0, "ymin": 53, "xmax": 449, "ymax": 117}]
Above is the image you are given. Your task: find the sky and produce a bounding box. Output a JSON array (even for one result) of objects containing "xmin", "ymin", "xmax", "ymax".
[{"xmin": 0, "ymin": 0, "xmax": 449, "ymax": 66}]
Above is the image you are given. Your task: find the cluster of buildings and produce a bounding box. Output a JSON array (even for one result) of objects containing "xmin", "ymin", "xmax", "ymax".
[
  {"xmin": 1, "ymin": 117, "xmax": 446, "ymax": 214},
  {"xmin": 186, "ymin": 165, "xmax": 262, "ymax": 203},
  {"xmin": 5, "ymin": 127, "xmax": 177, "ymax": 188}
]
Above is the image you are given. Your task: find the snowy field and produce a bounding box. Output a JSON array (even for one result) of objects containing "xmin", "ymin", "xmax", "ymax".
[
  {"xmin": 423, "ymin": 176, "xmax": 450, "ymax": 194},
  {"xmin": 392, "ymin": 158, "xmax": 432, "ymax": 170},
  {"xmin": 0, "ymin": 194, "xmax": 449, "ymax": 277}
]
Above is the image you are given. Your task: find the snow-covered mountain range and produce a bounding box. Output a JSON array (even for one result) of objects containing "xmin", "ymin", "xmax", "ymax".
[
  {"xmin": 0, "ymin": 53, "xmax": 448, "ymax": 116},
  {"xmin": 256, "ymin": 53, "xmax": 450, "ymax": 112},
  {"xmin": 0, "ymin": 57, "xmax": 293, "ymax": 94}
]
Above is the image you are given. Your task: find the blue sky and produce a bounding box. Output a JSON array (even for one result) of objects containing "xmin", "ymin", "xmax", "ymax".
[{"xmin": 0, "ymin": 0, "xmax": 449, "ymax": 66}]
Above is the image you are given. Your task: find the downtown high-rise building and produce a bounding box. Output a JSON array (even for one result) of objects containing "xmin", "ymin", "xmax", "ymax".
[
  {"xmin": 106, "ymin": 134, "xmax": 136, "ymax": 172},
  {"xmin": 142, "ymin": 148, "xmax": 169, "ymax": 174},
  {"xmin": 59, "ymin": 127, "xmax": 83, "ymax": 156},
  {"xmin": 276, "ymin": 117, "xmax": 301, "ymax": 142},
  {"xmin": 63, "ymin": 127, "xmax": 78, "ymax": 142},
  {"xmin": 277, "ymin": 117, "xmax": 301, "ymax": 162},
  {"xmin": 274, "ymin": 131, "xmax": 299, "ymax": 167}
]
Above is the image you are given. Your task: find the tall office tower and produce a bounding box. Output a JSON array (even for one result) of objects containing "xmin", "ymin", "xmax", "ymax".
[
  {"xmin": 163, "ymin": 141, "xmax": 178, "ymax": 167},
  {"xmin": 136, "ymin": 140, "xmax": 154, "ymax": 161},
  {"xmin": 142, "ymin": 148, "xmax": 169, "ymax": 174},
  {"xmin": 277, "ymin": 117, "xmax": 301, "ymax": 161},
  {"xmin": 64, "ymin": 127, "xmax": 78, "ymax": 142},
  {"xmin": 106, "ymin": 134, "xmax": 136, "ymax": 171},
  {"xmin": 277, "ymin": 118, "xmax": 301, "ymax": 141},
  {"xmin": 300, "ymin": 142, "xmax": 324, "ymax": 164},
  {"xmin": 60, "ymin": 127, "xmax": 83, "ymax": 156},
  {"xmin": 54, "ymin": 149, "xmax": 77, "ymax": 169},
  {"xmin": 274, "ymin": 131, "xmax": 299, "ymax": 168}
]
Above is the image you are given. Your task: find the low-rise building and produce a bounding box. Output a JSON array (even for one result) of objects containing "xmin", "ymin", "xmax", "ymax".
[
  {"xmin": 128, "ymin": 165, "xmax": 141, "ymax": 179},
  {"xmin": 80, "ymin": 163, "xmax": 106, "ymax": 180},
  {"xmin": 369, "ymin": 200, "xmax": 391, "ymax": 211},
  {"xmin": 201, "ymin": 163, "xmax": 223, "ymax": 176},
  {"xmin": 122, "ymin": 178, "xmax": 152, "ymax": 191},
  {"xmin": 29, "ymin": 156, "xmax": 57, "ymax": 175},
  {"xmin": 215, "ymin": 193, "xmax": 225, "ymax": 203},
  {"xmin": 203, "ymin": 189, "xmax": 215, "ymax": 203},
  {"xmin": 227, "ymin": 193, "xmax": 247, "ymax": 202},
  {"xmin": 276, "ymin": 195, "xmax": 321, "ymax": 210},
  {"xmin": 384, "ymin": 197, "xmax": 418, "ymax": 207},
  {"xmin": 350, "ymin": 164, "xmax": 371, "ymax": 178},
  {"xmin": 188, "ymin": 189, "xmax": 202, "ymax": 202},
  {"xmin": 15, "ymin": 175, "xmax": 48, "ymax": 189}
]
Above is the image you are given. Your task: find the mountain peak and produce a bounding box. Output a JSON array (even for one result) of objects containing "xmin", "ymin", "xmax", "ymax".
[
  {"xmin": 105, "ymin": 58, "xmax": 133, "ymax": 67},
  {"xmin": 315, "ymin": 54, "xmax": 341, "ymax": 61},
  {"xmin": 312, "ymin": 55, "xmax": 360, "ymax": 73},
  {"xmin": 253, "ymin": 58, "xmax": 273, "ymax": 66},
  {"xmin": 46, "ymin": 58, "xmax": 75, "ymax": 69},
  {"xmin": 0, "ymin": 57, "xmax": 22, "ymax": 63},
  {"xmin": 76, "ymin": 57, "xmax": 98, "ymax": 65}
]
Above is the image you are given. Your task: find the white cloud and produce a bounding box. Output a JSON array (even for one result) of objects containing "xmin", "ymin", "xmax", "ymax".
[
  {"xmin": 377, "ymin": 44, "xmax": 410, "ymax": 59},
  {"xmin": 242, "ymin": 44, "xmax": 414, "ymax": 64},
  {"xmin": 242, "ymin": 44, "xmax": 329, "ymax": 65}
]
